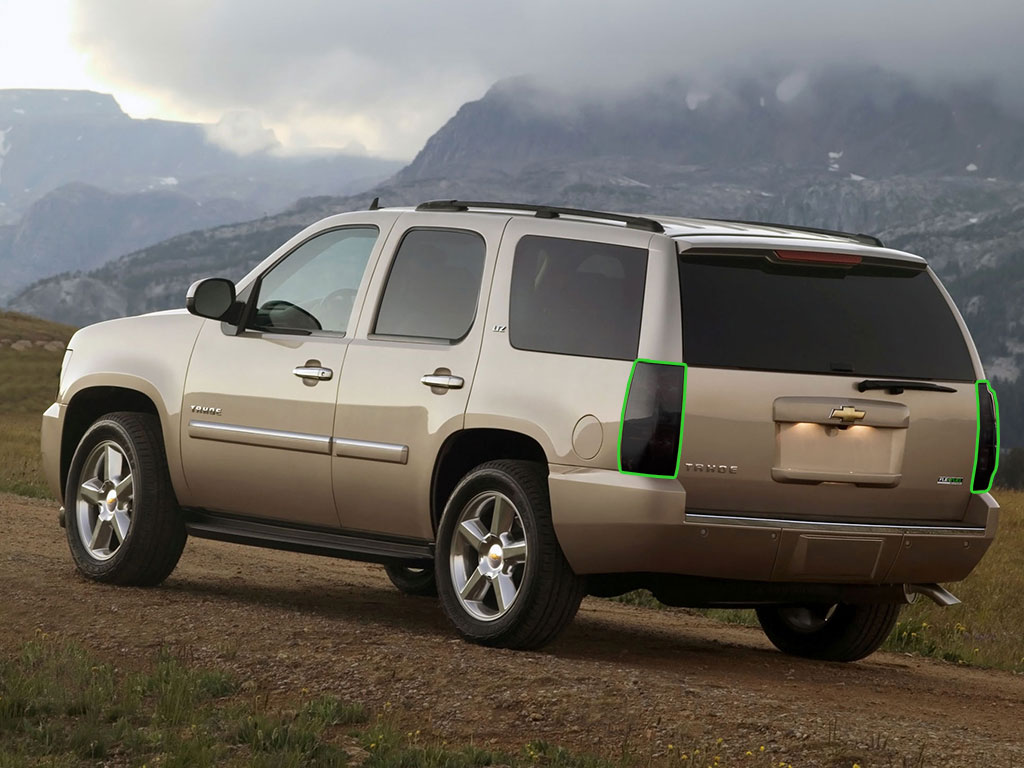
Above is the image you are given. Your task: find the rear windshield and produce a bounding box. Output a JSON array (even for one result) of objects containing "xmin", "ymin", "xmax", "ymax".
[{"xmin": 678, "ymin": 253, "xmax": 975, "ymax": 381}]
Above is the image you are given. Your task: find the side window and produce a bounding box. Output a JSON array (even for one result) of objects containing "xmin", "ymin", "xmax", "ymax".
[
  {"xmin": 250, "ymin": 226, "xmax": 378, "ymax": 334},
  {"xmin": 374, "ymin": 229, "xmax": 486, "ymax": 342},
  {"xmin": 509, "ymin": 235, "xmax": 647, "ymax": 360}
]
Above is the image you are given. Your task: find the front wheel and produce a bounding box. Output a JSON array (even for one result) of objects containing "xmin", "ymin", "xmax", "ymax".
[
  {"xmin": 65, "ymin": 411, "xmax": 186, "ymax": 586},
  {"xmin": 435, "ymin": 460, "xmax": 584, "ymax": 650},
  {"xmin": 756, "ymin": 602, "xmax": 901, "ymax": 662}
]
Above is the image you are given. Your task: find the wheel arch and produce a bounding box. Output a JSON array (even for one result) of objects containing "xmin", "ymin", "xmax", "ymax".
[
  {"xmin": 430, "ymin": 428, "xmax": 547, "ymax": 534},
  {"xmin": 61, "ymin": 383, "xmax": 164, "ymax": 496}
]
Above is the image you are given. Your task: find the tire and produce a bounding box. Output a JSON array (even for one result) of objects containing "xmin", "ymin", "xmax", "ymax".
[
  {"xmin": 64, "ymin": 411, "xmax": 187, "ymax": 586},
  {"xmin": 435, "ymin": 460, "xmax": 585, "ymax": 650},
  {"xmin": 755, "ymin": 602, "xmax": 901, "ymax": 662},
  {"xmin": 384, "ymin": 564, "xmax": 437, "ymax": 597}
]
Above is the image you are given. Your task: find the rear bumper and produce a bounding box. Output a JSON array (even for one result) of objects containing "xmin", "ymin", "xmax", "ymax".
[{"xmin": 548, "ymin": 464, "xmax": 998, "ymax": 584}]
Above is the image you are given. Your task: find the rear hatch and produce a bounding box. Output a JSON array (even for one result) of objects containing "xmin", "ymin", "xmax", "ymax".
[{"xmin": 676, "ymin": 245, "xmax": 980, "ymax": 523}]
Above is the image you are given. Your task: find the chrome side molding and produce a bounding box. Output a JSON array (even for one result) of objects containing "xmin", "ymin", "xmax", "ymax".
[
  {"xmin": 188, "ymin": 420, "xmax": 332, "ymax": 454},
  {"xmin": 333, "ymin": 437, "xmax": 408, "ymax": 465},
  {"xmin": 188, "ymin": 420, "xmax": 408, "ymax": 464}
]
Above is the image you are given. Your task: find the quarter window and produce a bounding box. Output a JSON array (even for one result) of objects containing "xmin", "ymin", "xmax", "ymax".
[
  {"xmin": 374, "ymin": 229, "xmax": 486, "ymax": 342},
  {"xmin": 509, "ymin": 235, "xmax": 647, "ymax": 360},
  {"xmin": 250, "ymin": 227, "xmax": 378, "ymax": 334}
]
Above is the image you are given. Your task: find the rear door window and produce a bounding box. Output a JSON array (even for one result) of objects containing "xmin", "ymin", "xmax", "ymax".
[
  {"xmin": 678, "ymin": 253, "xmax": 975, "ymax": 380},
  {"xmin": 374, "ymin": 229, "xmax": 486, "ymax": 342},
  {"xmin": 510, "ymin": 235, "xmax": 647, "ymax": 360}
]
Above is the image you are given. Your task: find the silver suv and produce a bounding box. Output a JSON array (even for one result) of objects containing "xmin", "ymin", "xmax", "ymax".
[{"xmin": 42, "ymin": 200, "xmax": 1001, "ymax": 661}]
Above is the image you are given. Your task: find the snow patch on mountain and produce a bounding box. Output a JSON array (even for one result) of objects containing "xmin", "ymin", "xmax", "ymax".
[
  {"xmin": 776, "ymin": 71, "xmax": 809, "ymax": 103},
  {"xmin": 0, "ymin": 127, "xmax": 11, "ymax": 185}
]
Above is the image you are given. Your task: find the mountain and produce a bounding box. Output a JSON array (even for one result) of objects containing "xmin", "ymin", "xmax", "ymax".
[
  {"xmin": 0, "ymin": 182, "xmax": 259, "ymax": 301},
  {"xmin": 0, "ymin": 89, "xmax": 403, "ymax": 225},
  {"xmin": 6, "ymin": 68, "xmax": 1024, "ymax": 446},
  {"xmin": 400, "ymin": 68, "xmax": 1024, "ymax": 182},
  {"xmin": 0, "ymin": 89, "xmax": 403, "ymax": 296}
]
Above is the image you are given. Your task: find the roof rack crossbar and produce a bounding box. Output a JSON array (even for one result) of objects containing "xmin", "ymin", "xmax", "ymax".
[
  {"xmin": 416, "ymin": 200, "xmax": 665, "ymax": 233},
  {"xmin": 713, "ymin": 218, "xmax": 884, "ymax": 248}
]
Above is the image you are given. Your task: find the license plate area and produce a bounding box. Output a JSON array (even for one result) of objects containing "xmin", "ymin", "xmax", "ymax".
[{"xmin": 772, "ymin": 396, "xmax": 909, "ymax": 487}]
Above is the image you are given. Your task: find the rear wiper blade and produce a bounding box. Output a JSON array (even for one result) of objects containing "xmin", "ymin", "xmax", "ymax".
[{"xmin": 857, "ymin": 379, "xmax": 957, "ymax": 394}]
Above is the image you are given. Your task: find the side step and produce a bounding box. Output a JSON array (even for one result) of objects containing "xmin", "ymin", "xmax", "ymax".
[{"xmin": 184, "ymin": 510, "xmax": 433, "ymax": 567}]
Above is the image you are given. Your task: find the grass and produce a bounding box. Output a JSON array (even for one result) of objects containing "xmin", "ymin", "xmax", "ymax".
[
  {"xmin": 0, "ymin": 634, "xmax": 354, "ymax": 767},
  {"xmin": 0, "ymin": 634, "xmax": 936, "ymax": 768},
  {"xmin": 0, "ymin": 311, "xmax": 74, "ymax": 499}
]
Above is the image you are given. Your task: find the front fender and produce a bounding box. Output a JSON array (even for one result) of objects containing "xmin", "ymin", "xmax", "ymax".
[{"xmin": 59, "ymin": 311, "xmax": 205, "ymax": 502}]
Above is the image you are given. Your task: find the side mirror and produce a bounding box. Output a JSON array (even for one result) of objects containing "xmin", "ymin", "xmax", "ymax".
[{"xmin": 186, "ymin": 278, "xmax": 237, "ymax": 321}]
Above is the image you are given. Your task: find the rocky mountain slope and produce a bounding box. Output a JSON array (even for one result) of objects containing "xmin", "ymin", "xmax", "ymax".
[
  {"xmin": 0, "ymin": 182, "xmax": 258, "ymax": 300},
  {"xmin": 400, "ymin": 68, "xmax": 1024, "ymax": 183}
]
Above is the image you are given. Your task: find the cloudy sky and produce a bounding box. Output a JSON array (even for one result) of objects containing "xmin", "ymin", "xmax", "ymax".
[{"xmin": 2, "ymin": 0, "xmax": 1024, "ymax": 158}]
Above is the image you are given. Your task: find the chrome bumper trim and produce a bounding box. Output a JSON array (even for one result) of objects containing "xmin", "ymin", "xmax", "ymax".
[
  {"xmin": 685, "ymin": 512, "xmax": 987, "ymax": 537},
  {"xmin": 188, "ymin": 420, "xmax": 332, "ymax": 454},
  {"xmin": 333, "ymin": 437, "xmax": 408, "ymax": 464}
]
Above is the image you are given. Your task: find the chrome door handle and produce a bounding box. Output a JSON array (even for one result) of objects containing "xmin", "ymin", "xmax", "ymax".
[
  {"xmin": 420, "ymin": 374, "xmax": 464, "ymax": 390},
  {"xmin": 293, "ymin": 366, "xmax": 333, "ymax": 381}
]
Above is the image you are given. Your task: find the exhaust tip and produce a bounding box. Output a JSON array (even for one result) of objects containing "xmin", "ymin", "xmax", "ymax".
[
  {"xmin": 58, "ymin": 506, "xmax": 66, "ymax": 529},
  {"xmin": 908, "ymin": 583, "xmax": 961, "ymax": 607}
]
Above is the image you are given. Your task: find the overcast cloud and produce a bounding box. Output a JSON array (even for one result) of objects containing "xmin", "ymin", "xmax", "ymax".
[{"xmin": 69, "ymin": 0, "xmax": 1024, "ymax": 158}]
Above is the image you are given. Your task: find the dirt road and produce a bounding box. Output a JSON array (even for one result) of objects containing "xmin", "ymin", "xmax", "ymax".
[{"xmin": 3, "ymin": 491, "xmax": 1022, "ymax": 766}]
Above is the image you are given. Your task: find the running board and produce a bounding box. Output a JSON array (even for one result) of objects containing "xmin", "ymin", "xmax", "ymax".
[{"xmin": 183, "ymin": 510, "xmax": 433, "ymax": 567}]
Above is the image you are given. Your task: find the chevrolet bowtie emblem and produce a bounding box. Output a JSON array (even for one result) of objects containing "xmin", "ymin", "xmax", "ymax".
[{"xmin": 831, "ymin": 405, "xmax": 866, "ymax": 423}]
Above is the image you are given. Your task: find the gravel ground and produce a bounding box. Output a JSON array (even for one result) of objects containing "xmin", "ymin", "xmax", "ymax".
[{"xmin": 3, "ymin": 491, "xmax": 1022, "ymax": 766}]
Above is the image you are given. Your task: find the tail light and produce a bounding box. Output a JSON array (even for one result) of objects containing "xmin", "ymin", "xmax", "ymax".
[
  {"xmin": 971, "ymin": 380, "xmax": 1000, "ymax": 493},
  {"xmin": 618, "ymin": 360, "xmax": 687, "ymax": 478}
]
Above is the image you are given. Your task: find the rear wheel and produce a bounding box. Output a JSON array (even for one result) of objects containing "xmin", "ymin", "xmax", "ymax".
[
  {"xmin": 65, "ymin": 411, "xmax": 186, "ymax": 586},
  {"xmin": 756, "ymin": 602, "xmax": 901, "ymax": 662},
  {"xmin": 435, "ymin": 460, "xmax": 584, "ymax": 649},
  {"xmin": 384, "ymin": 564, "xmax": 437, "ymax": 597}
]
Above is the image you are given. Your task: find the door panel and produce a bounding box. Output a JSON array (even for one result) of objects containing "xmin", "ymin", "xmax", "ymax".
[
  {"xmin": 467, "ymin": 217, "xmax": 659, "ymax": 470},
  {"xmin": 180, "ymin": 222, "xmax": 389, "ymax": 528},
  {"xmin": 331, "ymin": 213, "xmax": 507, "ymax": 540},
  {"xmin": 181, "ymin": 324, "xmax": 345, "ymax": 527}
]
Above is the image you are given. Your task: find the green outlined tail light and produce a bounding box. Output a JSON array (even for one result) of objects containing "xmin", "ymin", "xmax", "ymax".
[
  {"xmin": 971, "ymin": 380, "xmax": 1000, "ymax": 493},
  {"xmin": 618, "ymin": 360, "xmax": 687, "ymax": 478}
]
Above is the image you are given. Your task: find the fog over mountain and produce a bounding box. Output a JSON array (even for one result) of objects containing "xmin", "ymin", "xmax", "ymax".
[
  {"xmin": 6, "ymin": 66, "xmax": 1024, "ymax": 444},
  {"xmin": 67, "ymin": 0, "xmax": 1024, "ymax": 157}
]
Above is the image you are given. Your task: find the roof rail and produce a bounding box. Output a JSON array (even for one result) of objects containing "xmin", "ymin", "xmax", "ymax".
[
  {"xmin": 415, "ymin": 200, "xmax": 665, "ymax": 233},
  {"xmin": 713, "ymin": 218, "xmax": 884, "ymax": 248}
]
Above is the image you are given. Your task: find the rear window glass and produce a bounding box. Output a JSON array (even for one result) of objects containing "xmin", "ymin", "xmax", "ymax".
[
  {"xmin": 510, "ymin": 235, "xmax": 647, "ymax": 360},
  {"xmin": 678, "ymin": 254, "xmax": 975, "ymax": 380}
]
